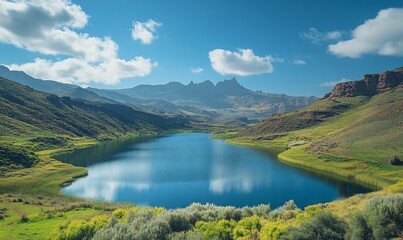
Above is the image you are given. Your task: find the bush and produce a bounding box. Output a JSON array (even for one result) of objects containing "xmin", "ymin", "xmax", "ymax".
[
  {"xmin": 93, "ymin": 210, "xmax": 171, "ymax": 240},
  {"xmin": 56, "ymin": 215, "xmax": 109, "ymax": 240},
  {"xmin": 347, "ymin": 213, "xmax": 373, "ymax": 240},
  {"xmin": 20, "ymin": 214, "xmax": 29, "ymax": 223},
  {"xmin": 260, "ymin": 220, "xmax": 287, "ymax": 240},
  {"xmin": 269, "ymin": 200, "xmax": 299, "ymax": 219},
  {"xmin": 282, "ymin": 212, "xmax": 347, "ymax": 240},
  {"xmin": 233, "ymin": 215, "xmax": 261, "ymax": 239},
  {"xmin": 389, "ymin": 155, "xmax": 402, "ymax": 165},
  {"xmin": 350, "ymin": 195, "xmax": 403, "ymax": 239},
  {"xmin": 196, "ymin": 219, "xmax": 236, "ymax": 240}
]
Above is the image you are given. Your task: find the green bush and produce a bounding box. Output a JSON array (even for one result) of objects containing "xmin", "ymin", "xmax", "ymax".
[
  {"xmin": 233, "ymin": 215, "xmax": 261, "ymax": 239},
  {"xmin": 348, "ymin": 213, "xmax": 373, "ymax": 240},
  {"xmin": 389, "ymin": 155, "xmax": 402, "ymax": 165},
  {"xmin": 56, "ymin": 215, "xmax": 109, "ymax": 240},
  {"xmin": 349, "ymin": 195, "xmax": 403, "ymax": 239},
  {"xmin": 282, "ymin": 212, "xmax": 347, "ymax": 240},
  {"xmin": 196, "ymin": 219, "xmax": 236, "ymax": 240}
]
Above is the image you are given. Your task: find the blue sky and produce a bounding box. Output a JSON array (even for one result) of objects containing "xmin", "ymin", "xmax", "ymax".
[{"xmin": 0, "ymin": 0, "xmax": 402, "ymax": 97}]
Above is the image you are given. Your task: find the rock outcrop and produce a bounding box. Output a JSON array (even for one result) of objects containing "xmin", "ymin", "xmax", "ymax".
[{"xmin": 326, "ymin": 70, "xmax": 403, "ymax": 98}]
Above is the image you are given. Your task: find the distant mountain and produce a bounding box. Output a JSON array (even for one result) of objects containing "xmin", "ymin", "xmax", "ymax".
[
  {"xmin": 115, "ymin": 78, "xmax": 317, "ymax": 121},
  {"xmin": 0, "ymin": 76, "xmax": 189, "ymax": 137},
  {"xmin": 0, "ymin": 66, "xmax": 317, "ymax": 123},
  {"xmin": 0, "ymin": 66, "xmax": 215, "ymax": 121},
  {"xmin": 0, "ymin": 66, "xmax": 115, "ymax": 103}
]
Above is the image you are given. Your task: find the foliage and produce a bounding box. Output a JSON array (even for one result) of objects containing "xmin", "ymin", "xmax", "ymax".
[
  {"xmin": 389, "ymin": 155, "xmax": 402, "ymax": 166},
  {"xmin": 55, "ymin": 215, "xmax": 109, "ymax": 240},
  {"xmin": 348, "ymin": 194, "xmax": 403, "ymax": 240},
  {"xmin": 233, "ymin": 215, "xmax": 261, "ymax": 239},
  {"xmin": 196, "ymin": 219, "xmax": 236, "ymax": 240},
  {"xmin": 259, "ymin": 220, "xmax": 287, "ymax": 240},
  {"xmin": 281, "ymin": 212, "xmax": 347, "ymax": 240},
  {"xmin": 92, "ymin": 209, "xmax": 171, "ymax": 240},
  {"xmin": 0, "ymin": 143, "xmax": 39, "ymax": 173}
]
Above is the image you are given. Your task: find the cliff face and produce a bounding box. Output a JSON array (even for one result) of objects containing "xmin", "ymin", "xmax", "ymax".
[{"xmin": 326, "ymin": 70, "xmax": 403, "ymax": 98}]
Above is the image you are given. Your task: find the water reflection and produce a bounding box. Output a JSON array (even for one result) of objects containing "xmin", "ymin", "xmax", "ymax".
[{"xmin": 56, "ymin": 133, "xmax": 372, "ymax": 208}]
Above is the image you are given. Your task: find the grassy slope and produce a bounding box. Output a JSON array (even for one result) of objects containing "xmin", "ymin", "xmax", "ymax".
[
  {"xmin": 227, "ymin": 86, "xmax": 403, "ymax": 189},
  {"xmin": 0, "ymin": 76, "xmax": 187, "ymax": 138}
]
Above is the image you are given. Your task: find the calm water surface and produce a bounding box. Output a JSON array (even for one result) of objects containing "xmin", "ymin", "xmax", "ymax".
[{"xmin": 56, "ymin": 133, "xmax": 371, "ymax": 209}]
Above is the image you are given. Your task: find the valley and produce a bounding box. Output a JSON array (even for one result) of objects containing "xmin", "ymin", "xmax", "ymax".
[{"xmin": 0, "ymin": 66, "xmax": 401, "ymax": 239}]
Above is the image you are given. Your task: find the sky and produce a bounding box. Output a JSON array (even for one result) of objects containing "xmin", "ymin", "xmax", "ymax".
[{"xmin": 0, "ymin": 0, "xmax": 403, "ymax": 97}]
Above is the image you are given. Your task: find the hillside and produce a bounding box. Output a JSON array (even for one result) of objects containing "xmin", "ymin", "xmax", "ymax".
[
  {"xmin": 0, "ymin": 76, "xmax": 188, "ymax": 138},
  {"xmin": 242, "ymin": 68, "xmax": 403, "ymax": 152},
  {"xmin": 114, "ymin": 78, "xmax": 317, "ymax": 121},
  {"xmin": 232, "ymin": 67, "xmax": 403, "ymax": 187}
]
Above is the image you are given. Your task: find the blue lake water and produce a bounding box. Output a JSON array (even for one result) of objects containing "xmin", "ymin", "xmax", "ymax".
[{"xmin": 56, "ymin": 133, "xmax": 371, "ymax": 209}]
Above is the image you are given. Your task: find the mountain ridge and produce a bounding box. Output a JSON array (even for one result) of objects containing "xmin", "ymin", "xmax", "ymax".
[
  {"xmin": 0, "ymin": 66, "xmax": 317, "ymax": 122},
  {"xmin": 326, "ymin": 69, "xmax": 403, "ymax": 98}
]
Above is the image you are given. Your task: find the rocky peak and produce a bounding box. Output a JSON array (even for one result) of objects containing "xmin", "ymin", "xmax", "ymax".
[{"xmin": 326, "ymin": 70, "xmax": 403, "ymax": 98}]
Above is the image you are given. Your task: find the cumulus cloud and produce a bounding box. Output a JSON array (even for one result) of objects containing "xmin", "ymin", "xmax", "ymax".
[
  {"xmin": 131, "ymin": 20, "xmax": 162, "ymax": 44},
  {"xmin": 293, "ymin": 59, "xmax": 306, "ymax": 65},
  {"xmin": 190, "ymin": 67, "xmax": 204, "ymax": 73},
  {"xmin": 208, "ymin": 49, "xmax": 274, "ymax": 76},
  {"xmin": 320, "ymin": 78, "xmax": 350, "ymax": 87},
  {"xmin": 300, "ymin": 28, "xmax": 342, "ymax": 44},
  {"xmin": 0, "ymin": 0, "xmax": 156, "ymax": 85},
  {"xmin": 8, "ymin": 57, "xmax": 155, "ymax": 85},
  {"xmin": 329, "ymin": 8, "xmax": 403, "ymax": 58}
]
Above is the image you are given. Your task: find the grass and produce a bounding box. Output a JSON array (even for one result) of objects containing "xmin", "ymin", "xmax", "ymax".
[
  {"xmin": 225, "ymin": 89, "xmax": 403, "ymax": 189},
  {"xmin": 0, "ymin": 194, "xmax": 106, "ymax": 240}
]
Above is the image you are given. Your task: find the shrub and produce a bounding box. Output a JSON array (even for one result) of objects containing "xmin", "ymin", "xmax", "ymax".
[
  {"xmin": 20, "ymin": 214, "xmax": 29, "ymax": 223},
  {"xmin": 360, "ymin": 195, "xmax": 403, "ymax": 239},
  {"xmin": 389, "ymin": 155, "xmax": 402, "ymax": 165},
  {"xmin": 269, "ymin": 200, "xmax": 299, "ymax": 219},
  {"xmin": 196, "ymin": 219, "xmax": 236, "ymax": 240},
  {"xmin": 93, "ymin": 210, "xmax": 171, "ymax": 240},
  {"xmin": 260, "ymin": 220, "xmax": 287, "ymax": 240},
  {"xmin": 282, "ymin": 212, "xmax": 347, "ymax": 240},
  {"xmin": 56, "ymin": 215, "xmax": 109, "ymax": 240},
  {"xmin": 233, "ymin": 215, "xmax": 261, "ymax": 239},
  {"xmin": 347, "ymin": 212, "xmax": 373, "ymax": 240}
]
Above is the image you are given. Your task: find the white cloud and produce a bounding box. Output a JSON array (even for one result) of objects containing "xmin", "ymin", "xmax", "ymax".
[
  {"xmin": 190, "ymin": 67, "xmax": 204, "ymax": 73},
  {"xmin": 293, "ymin": 59, "xmax": 306, "ymax": 65},
  {"xmin": 300, "ymin": 28, "xmax": 342, "ymax": 44},
  {"xmin": 131, "ymin": 20, "xmax": 162, "ymax": 44},
  {"xmin": 0, "ymin": 0, "xmax": 156, "ymax": 85},
  {"xmin": 208, "ymin": 49, "xmax": 274, "ymax": 76},
  {"xmin": 329, "ymin": 8, "xmax": 403, "ymax": 58},
  {"xmin": 320, "ymin": 78, "xmax": 350, "ymax": 87},
  {"xmin": 8, "ymin": 57, "xmax": 155, "ymax": 85}
]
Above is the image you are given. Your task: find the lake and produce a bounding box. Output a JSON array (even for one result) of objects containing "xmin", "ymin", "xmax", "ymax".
[{"xmin": 55, "ymin": 133, "xmax": 371, "ymax": 209}]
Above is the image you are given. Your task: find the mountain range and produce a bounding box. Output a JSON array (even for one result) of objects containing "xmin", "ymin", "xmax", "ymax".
[{"xmin": 0, "ymin": 66, "xmax": 316, "ymax": 124}]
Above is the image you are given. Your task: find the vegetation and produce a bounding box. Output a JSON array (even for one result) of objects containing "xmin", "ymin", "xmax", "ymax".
[
  {"xmin": 226, "ymin": 86, "xmax": 403, "ymax": 189},
  {"xmin": 0, "ymin": 143, "xmax": 39, "ymax": 173},
  {"xmin": 390, "ymin": 155, "xmax": 402, "ymax": 166},
  {"xmin": 0, "ymin": 70, "xmax": 402, "ymax": 239}
]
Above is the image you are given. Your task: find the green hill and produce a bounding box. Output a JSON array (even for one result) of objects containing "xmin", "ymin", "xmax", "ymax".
[
  {"xmin": 231, "ymin": 68, "xmax": 403, "ymax": 188},
  {"xmin": 0, "ymin": 76, "xmax": 188, "ymax": 138}
]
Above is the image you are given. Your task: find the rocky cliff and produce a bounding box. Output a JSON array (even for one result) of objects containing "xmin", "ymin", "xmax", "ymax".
[{"xmin": 326, "ymin": 69, "xmax": 403, "ymax": 98}]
